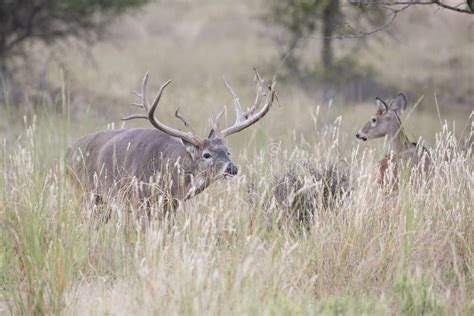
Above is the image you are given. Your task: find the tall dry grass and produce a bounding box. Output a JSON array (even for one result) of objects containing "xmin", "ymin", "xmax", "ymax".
[
  {"xmin": 0, "ymin": 92, "xmax": 472, "ymax": 314},
  {"xmin": 0, "ymin": 0, "xmax": 473, "ymax": 314}
]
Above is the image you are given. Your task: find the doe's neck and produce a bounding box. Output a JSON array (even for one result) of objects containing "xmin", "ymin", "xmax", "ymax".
[{"xmin": 388, "ymin": 123, "xmax": 413, "ymax": 154}]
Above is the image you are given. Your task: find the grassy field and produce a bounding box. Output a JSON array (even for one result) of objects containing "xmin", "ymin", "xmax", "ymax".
[{"xmin": 0, "ymin": 0, "xmax": 473, "ymax": 315}]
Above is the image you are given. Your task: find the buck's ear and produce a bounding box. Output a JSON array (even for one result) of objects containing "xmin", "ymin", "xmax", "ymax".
[
  {"xmin": 375, "ymin": 97, "xmax": 388, "ymax": 113},
  {"xmin": 181, "ymin": 139, "xmax": 199, "ymax": 159},
  {"xmin": 390, "ymin": 93, "xmax": 408, "ymax": 114}
]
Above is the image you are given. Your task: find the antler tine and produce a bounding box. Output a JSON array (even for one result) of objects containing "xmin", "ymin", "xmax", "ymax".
[
  {"xmin": 142, "ymin": 71, "xmax": 150, "ymax": 110},
  {"xmin": 131, "ymin": 102, "xmax": 144, "ymax": 108},
  {"xmin": 209, "ymin": 106, "xmax": 226, "ymax": 136},
  {"xmin": 220, "ymin": 75, "xmax": 277, "ymax": 138},
  {"xmin": 223, "ymin": 77, "xmax": 245, "ymax": 124},
  {"xmin": 244, "ymin": 68, "xmax": 265, "ymax": 119},
  {"xmin": 132, "ymin": 90, "xmax": 142, "ymax": 98},
  {"xmin": 270, "ymin": 74, "xmax": 282, "ymax": 107},
  {"xmin": 122, "ymin": 78, "xmax": 171, "ymax": 121},
  {"xmin": 214, "ymin": 106, "xmax": 226, "ymax": 127},
  {"xmin": 122, "ymin": 73, "xmax": 202, "ymax": 146},
  {"xmin": 147, "ymin": 79, "xmax": 171, "ymax": 124},
  {"xmin": 129, "ymin": 72, "xmax": 150, "ymax": 109},
  {"xmin": 175, "ymin": 107, "xmax": 198, "ymax": 135}
]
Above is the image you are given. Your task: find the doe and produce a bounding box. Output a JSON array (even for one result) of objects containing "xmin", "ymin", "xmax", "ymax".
[{"xmin": 355, "ymin": 93, "xmax": 430, "ymax": 186}]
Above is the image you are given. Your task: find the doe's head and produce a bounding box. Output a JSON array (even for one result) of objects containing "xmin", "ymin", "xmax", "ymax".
[{"xmin": 356, "ymin": 93, "xmax": 408, "ymax": 141}]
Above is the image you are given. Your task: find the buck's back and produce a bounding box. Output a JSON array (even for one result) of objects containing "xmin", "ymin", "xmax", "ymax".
[{"xmin": 67, "ymin": 128, "xmax": 192, "ymax": 193}]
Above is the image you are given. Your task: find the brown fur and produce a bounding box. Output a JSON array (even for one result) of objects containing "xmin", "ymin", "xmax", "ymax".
[{"xmin": 356, "ymin": 94, "xmax": 431, "ymax": 188}]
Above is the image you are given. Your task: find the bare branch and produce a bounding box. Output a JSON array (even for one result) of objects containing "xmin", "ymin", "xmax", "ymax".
[
  {"xmin": 350, "ymin": 0, "xmax": 473, "ymax": 15},
  {"xmin": 302, "ymin": 0, "xmax": 472, "ymax": 44}
]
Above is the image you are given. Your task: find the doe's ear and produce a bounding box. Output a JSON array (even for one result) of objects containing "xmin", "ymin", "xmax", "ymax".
[
  {"xmin": 181, "ymin": 139, "xmax": 199, "ymax": 159},
  {"xmin": 207, "ymin": 129, "xmax": 218, "ymax": 139},
  {"xmin": 375, "ymin": 97, "xmax": 388, "ymax": 113},
  {"xmin": 390, "ymin": 93, "xmax": 408, "ymax": 114}
]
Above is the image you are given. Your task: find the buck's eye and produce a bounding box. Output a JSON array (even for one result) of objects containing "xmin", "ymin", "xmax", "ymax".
[
  {"xmin": 203, "ymin": 153, "xmax": 212, "ymax": 159},
  {"xmin": 227, "ymin": 152, "xmax": 231, "ymax": 156},
  {"xmin": 371, "ymin": 118, "xmax": 377, "ymax": 124}
]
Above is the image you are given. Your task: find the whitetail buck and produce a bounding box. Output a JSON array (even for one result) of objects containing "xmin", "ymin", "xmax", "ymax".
[
  {"xmin": 67, "ymin": 70, "xmax": 276, "ymax": 211},
  {"xmin": 355, "ymin": 93, "xmax": 431, "ymax": 186}
]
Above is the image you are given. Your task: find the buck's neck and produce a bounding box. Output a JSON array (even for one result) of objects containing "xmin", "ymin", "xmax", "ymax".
[
  {"xmin": 184, "ymin": 172, "xmax": 212, "ymax": 200},
  {"xmin": 388, "ymin": 121, "xmax": 413, "ymax": 153}
]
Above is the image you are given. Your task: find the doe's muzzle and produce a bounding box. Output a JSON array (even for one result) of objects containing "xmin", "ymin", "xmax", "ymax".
[
  {"xmin": 225, "ymin": 163, "xmax": 239, "ymax": 176},
  {"xmin": 355, "ymin": 132, "xmax": 367, "ymax": 141}
]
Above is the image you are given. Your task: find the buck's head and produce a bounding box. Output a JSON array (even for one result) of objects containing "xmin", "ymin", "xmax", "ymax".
[
  {"xmin": 356, "ymin": 93, "xmax": 408, "ymax": 141},
  {"xmin": 123, "ymin": 70, "xmax": 276, "ymax": 182},
  {"xmin": 182, "ymin": 136, "xmax": 237, "ymax": 180}
]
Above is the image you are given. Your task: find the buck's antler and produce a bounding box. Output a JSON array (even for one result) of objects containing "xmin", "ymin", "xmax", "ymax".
[
  {"xmin": 208, "ymin": 106, "xmax": 226, "ymax": 138},
  {"xmin": 122, "ymin": 72, "xmax": 203, "ymax": 146},
  {"xmin": 219, "ymin": 69, "xmax": 277, "ymax": 137}
]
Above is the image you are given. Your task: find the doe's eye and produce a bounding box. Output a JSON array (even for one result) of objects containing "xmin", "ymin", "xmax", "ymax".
[{"xmin": 203, "ymin": 153, "xmax": 212, "ymax": 159}]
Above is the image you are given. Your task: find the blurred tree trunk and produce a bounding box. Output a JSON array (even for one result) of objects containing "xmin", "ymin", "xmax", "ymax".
[
  {"xmin": 0, "ymin": 37, "xmax": 6, "ymax": 77},
  {"xmin": 265, "ymin": 0, "xmax": 383, "ymax": 79},
  {"xmin": 0, "ymin": 48, "xmax": 8, "ymax": 101},
  {"xmin": 283, "ymin": 34, "xmax": 302, "ymax": 76},
  {"xmin": 321, "ymin": 0, "xmax": 340, "ymax": 70}
]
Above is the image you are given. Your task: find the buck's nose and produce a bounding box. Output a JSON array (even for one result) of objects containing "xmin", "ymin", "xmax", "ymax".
[{"xmin": 225, "ymin": 163, "xmax": 238, "ymax": 175}]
